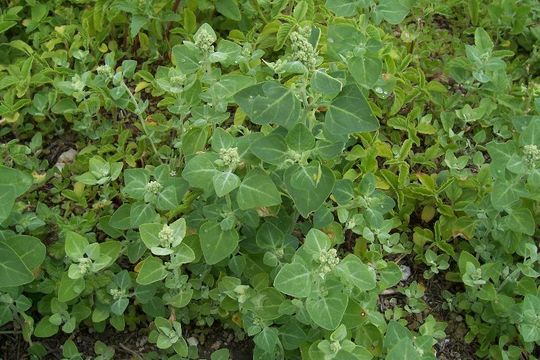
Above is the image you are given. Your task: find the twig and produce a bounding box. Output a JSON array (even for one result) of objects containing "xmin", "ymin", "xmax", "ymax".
[
  {"xmin": 0, "ymin": 330, "xmax": 21, "ymax": 335},
  {"xmin": 380, "ymin": 288, "xmax": 399, "ymax": 296},
  {"xmin": 118, "ymin": 343, "xmax": 144, "ymax": 360},
  {"xmin": 165, "ymin": 0, "xmax": 182, "ymax": 38}
]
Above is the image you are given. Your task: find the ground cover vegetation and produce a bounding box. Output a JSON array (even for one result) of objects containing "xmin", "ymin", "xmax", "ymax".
[{"xmin": 0, "ymin": 0, "xmax": 539, "ymax": 359}]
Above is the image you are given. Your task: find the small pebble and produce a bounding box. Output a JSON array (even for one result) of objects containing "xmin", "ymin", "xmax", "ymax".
[{"xmin": 400, "ymin": 265, "xmax": 411, "ymax": 282}]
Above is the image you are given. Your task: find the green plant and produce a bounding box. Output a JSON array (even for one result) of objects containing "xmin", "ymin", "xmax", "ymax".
[{"xmin": 0, "ymin": 0, "xmax": 539, "ymax": 359}]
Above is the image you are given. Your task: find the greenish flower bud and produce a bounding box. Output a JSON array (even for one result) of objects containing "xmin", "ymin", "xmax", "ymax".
[{"xmin": 145, "ymin": 180, "xmax": 162, "ymax": 195}]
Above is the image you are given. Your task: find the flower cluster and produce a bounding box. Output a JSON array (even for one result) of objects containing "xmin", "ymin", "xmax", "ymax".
[
  {"xmin": 158, "ymin": 225, "xmax": 174, "ymax": 247},
  {"xmin": 76, "ymin": 257, "xmax": 92, "ymax": 276},
  {"xmin": 523, "ymin": 144, "xmax": 540, "ymax": 167},
  {"xmin": 96, "ymin": 64, "xmax": 114, "ymax": 79},
  {"xmin": 216, "ymin": 147, "xmax": 241, "ymax": 169},
  {"xmin": 290, "ymin": 26, "xmax": 319, "ymax": 70},
  {"xmin": 194, "ymin": 27, "xmax": 215, "ymax": 55},
  {"xmin": 318, "ymin": 248, "xmax": 340, "ymax": 278},
  {"xmin": 145, "ymin": 180, "xmax": 162, "ymax": 195},
  {"xmin": 70, "ymin": 75, "xmax": 86, "ymax": 92},
  {"xmin": 109, "ymin": 288, "xmax": 126, "ymax": 300}
]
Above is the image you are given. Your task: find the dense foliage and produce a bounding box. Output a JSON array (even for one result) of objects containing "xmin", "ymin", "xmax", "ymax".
[{"xmin": 1, "ymin": 0, "xmax": 539, "ymax": 359}]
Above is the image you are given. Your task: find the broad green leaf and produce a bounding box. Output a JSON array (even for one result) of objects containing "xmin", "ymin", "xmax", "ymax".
[
  {"xmin": 284, "ymin": 164, "xmax": 335, "ymax": 217},
  {"xmin": 0, "ymin": 242, "xmax": 33, "ymax": 287},
  {"xmin": 171, "ymin": 44, "xmax": 201, "ymax": 73},
  {"xmin": 34, "ymin": 316, "xmax": 59, "ymax": 338},
  {"xmin": 139, "ymin": 223, "xmax": 163, "ymax": 250},
  {"xmin": 336, "ymin": 255, "xmax": 376, "ymax": 291},
  {"xmin": 65, "ymin": 231, "xmax": 89, "ymax": 260},
  {"xmin": 386, "ymin": 338, "xmax": 420, "ymax": 360},
  {"xmin": 109, "ymin": 204, "xmax": 132, "ymax": 230},
  {"xmin": 303, "ymin": 229, "xmax": 331, "ymax": 257},
  {"xmin": 173, "ymin": 243, "xmax": 195, "ymax": 264},
  {"xmin": 521, "ymin": 118, "xmax": 540, "ymax": 146},
  {"xmin": 520, "ymin": 295, "xmax": 540, "ymax": 342},
  {"xmin": 88, "ymin": 156, "xmax": 110, "ymax": 178},
  {"xmin": 0, "ymin": 188, "xmax": 16, "ymax": 224},
  {"xmin": 306, "ymin": 283, "xmax": 348, "ymax": 330},
  {"xmin": 57, "ymin": 273, "xmax": 85, "ymax": 302},
  {"xmin": 181, "ymin": 127, "xmax": 209, "ymax": 157},
  {"xmin": 486, "ymin": 141, "xmax": 515, "ymax": 177},
  {"xmin": 378, "ymin": 262, "xmax": 402, "ymax": 288},
  {"xmin": 474, "ymin": 27, "xmax": 494, "ymax": 52},
  {"xmin": 274, "ymin": 263, "xmax": 311, "ymax": 298},
  {"xmin": 156, "ymin": 186, "xmax": 179, "ymax": 211},
  {"xmin": 237, "ymin": 172, "xmax": 282, "ymax": 210},
  {"xmin": 327, "ymin": 24, "xmax": 364, "ymax": 61},
  {"xmin": 0, "ymin": 166, "xmax": 32, "ymax": 223},
  {"xmin": 182, "ymin": 153, "xmax": 219, "ymax": 190},
  {"xmin": 208, "ymin": 75, "xmax": 254, "ymax": 101},
  {"xmin": 123, "ymin": 169, "xmax": 150, "ymax": 200},
  {"xmin": 348, "ymin": 56, "xmax": 382, "ymax": 89},
  {"xmin": 0, "ymin": 235, "xmax": 45, "ymax": 286},
  {"xmin": 215, "ymin": 0, "xmax": 241, "ymax": 21},
  {"xmin": 99, "ymin": 241, "xmax": 122, "ymax": 267},
  {"xmin": 325, "ymin": 0, "xmax": 363, "ymax": 16},
  {"xmin": 251, "ymin": 134, "xmax": 288, "ymax": 165},
  {"xmin": 199, "ymin": 221, "xmax": 239, "ymax": 265},
  {"xmin": 136, "ymin": 256, "xmax": 168, "ymax": 285},
  {"xmin": 289, "ymin": 164, "xmax": 324, "ymax": 190},
  {"xmin": 213, "ymin": 171, "xmax": 240, "ymax": 197},
  {"xmin": 376, "ymin": 0, "xmax": 414, "ymax": 25},
  {"xmin": 211, "ymin": 348, "xmax": 230, "ymax": 360},
  {"xmin": 130, "ymin": 202, "xmax": 157, "ymax": 228},
  {"xmin": 0, "ymin": 165, "xmax": 32, "ymax": 195},
  {"xmin": 234, "ymin": 81, "xmax": 301, "ymax": 129},
  {"xmin": 211, "ymin": 128, "xmax": 235, "ymax": 152},
  {"xmin": 491, "ymin": 179, "xmax": 520, "ymax": 210},
  {"xmin": 383, "ymin": 321, "xmax": 412, "ymax": 350},
  {"xmin": 311, "ymin": 70, "xmax": 343, "ymax": 95},
  {"xmin": 332, "ymin": 179, "xmax": 354, "ymax": 205},
  {"xmin": 458, "ymin": 251, "xmax": 480, "ymax": 275},
  {"xmin": 324, "ymin": 85, "xmax": 379, "ymax": 136},
  {"xmin": 256, "ymin": 222, "xmax": 285, "ymax": 250},
  {"xmin": 506, "ymin": 208, "xmax": 535, "ymax": 236},
  {"xmin": 130, "ymin": 15, "xmax": 148, "ymax": 37},
  {"xmin": 254, "ymin": 327, "xmax": 280, "ymax": 354},
  {"xmin": 286, "ymin": 123, "xmax": 315, "ymax": 152}
]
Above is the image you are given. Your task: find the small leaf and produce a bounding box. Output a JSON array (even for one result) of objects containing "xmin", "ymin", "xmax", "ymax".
[
  {"xmin": 348, "ymin": 56, "xmax": 382, "ymax": 89},
  {"xmin": 213, "ymin": 171, "xmax": 240, "ymax": 197},
  {"xmin": 274, "ymin": 263, "xmax": 311, "ymax": 298},
  {"xmin": 136, "ymin": 257, "xmax": 168, "ymax": 285},
  {"xmin": 311, "ymin": 70, "xmax": 343, "ymax": 95},
  {"xmin": 336, "ymin": 255, "xmax": 377, "ymax": 291},
  {"xmin": 65, "ymin": 231, "xmax": 89, "ymax": 260},
  {"xmin": 215, "ymin": 0, "xmax": 241, "ymax": 20},
  {"xmin": 234, "ymin": 81, "xmax": 301, "ymax": 129},
  {"xmin": 325, "ymin": 85, "xmax": 379, "ymax": 136},
  {"xmin": 251, "ymin": 134, "xmax": 288, "ymax": 165},
  {"xmin": 199, "ymin": 221, "xmax": 239, "ymax": 265},
  {"xmin": 306, "ymin": 282, "xmax": 348, "ymax": 330},
  {"xmin": 237, "ymin": 171, "xmax": 282, "ymax": 210},
  {"xmin": 286, "ymin": 123, "xmax": 315, "ymax": 152}
]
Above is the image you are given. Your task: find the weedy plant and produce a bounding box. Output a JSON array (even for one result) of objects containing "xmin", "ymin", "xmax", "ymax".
[{"xmin": 0, "ymin": 0, "xmax": 539, "ymax": 359}]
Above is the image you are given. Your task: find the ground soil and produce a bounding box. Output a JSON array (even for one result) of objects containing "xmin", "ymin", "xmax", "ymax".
[
  {"xmin": 379, "ymin": 254, "xmax": 480, "ymax": 360},
  {"xmin": 0, "ymin": 322, "xmax": 253, "ymax": 360}
]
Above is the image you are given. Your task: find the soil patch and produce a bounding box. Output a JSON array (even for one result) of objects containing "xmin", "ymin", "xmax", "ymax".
[{"xmin": 1, "ymin": 321, "xmax": 253, "ymax": 360}]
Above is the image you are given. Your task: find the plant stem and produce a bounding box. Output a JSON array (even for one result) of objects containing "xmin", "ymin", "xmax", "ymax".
[
  {"xmin": 121, "ymin": 82, "xmax": 163, "ymax": 163},
  {"xmin": 251, "ymin": 0, "xmax": 268, "ymax": 24}
]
